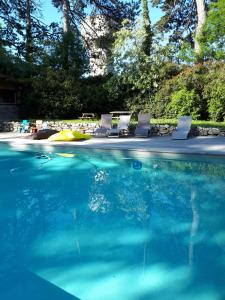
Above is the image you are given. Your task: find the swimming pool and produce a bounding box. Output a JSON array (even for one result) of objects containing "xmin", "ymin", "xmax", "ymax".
[{"xmin": 0, "ymin": 143, "xmax": 225, "ymax": 300}]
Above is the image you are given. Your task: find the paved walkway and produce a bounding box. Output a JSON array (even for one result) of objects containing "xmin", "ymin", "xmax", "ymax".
[{"xmin": 0, "ymin": 132, "xmax": 225, "ymax": 156}]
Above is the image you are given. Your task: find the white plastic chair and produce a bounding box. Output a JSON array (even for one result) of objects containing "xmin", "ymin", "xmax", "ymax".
[
  {"xmin": 172, "ymin": 116, "xmax": 192, "ymax": 140},
  {"xmin": 108, "ymin": 115, "xmax": 131, "ymax": 137},
  {"xmin": 93, "ymin": 114, "xmax": 112, "ymax": 137},
  {"xmin": 135, "ymin": 113, "xmax": 151, "ymax": 137}
]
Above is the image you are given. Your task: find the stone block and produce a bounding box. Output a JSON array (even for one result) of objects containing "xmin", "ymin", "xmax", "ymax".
[{"xmin": 208, "ymin": 128, "xmax": 220, "ymax": 135}]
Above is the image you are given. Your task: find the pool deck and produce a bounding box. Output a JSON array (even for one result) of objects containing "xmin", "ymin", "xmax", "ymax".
[{"xmin": 1, "ymin": 132, "xmax": 225, "ymax": 156}]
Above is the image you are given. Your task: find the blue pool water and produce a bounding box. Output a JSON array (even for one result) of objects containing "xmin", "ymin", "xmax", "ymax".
[{"xmin": 0, "ymin": 143, "xmax": 225, "ymax": 300}]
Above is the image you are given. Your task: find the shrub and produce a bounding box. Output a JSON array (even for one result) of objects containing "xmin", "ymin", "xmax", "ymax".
[
  {"xmin": 166, "ymin": 89, "xmax": 201, "ymax": 119},
  {"xmin": 149, "ymin": 81, "xmax": 174, "ymax": 118},
  {"xmin": 22, "ymin": 68, "xmax": 83, "ymax": 119},
  {"xmin": 22, "ymin": 72, "xmax": 115, "ymax": 119},
  {"xmin": 79, "ymin": 76, "xmax": 113, "ymax": 115},
  {"xmin": 207, "ymin": 83, "xmax": 225, "ymax": 121},
  {"xmin": 199, "ymin": 0, "xmax": 225, "ymax": 61},
  {"xmin": 152, "ymin": 64, "xmax": 208, "ymax": 119},
  {"xmin": 203, "ymin": 62, "xmax": 225, "ymax": 121}
]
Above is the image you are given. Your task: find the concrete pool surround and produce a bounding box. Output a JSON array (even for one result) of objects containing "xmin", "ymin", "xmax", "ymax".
[{"xmin": 0, "ymin": 132, "xmax": 225, "ymax": 156}]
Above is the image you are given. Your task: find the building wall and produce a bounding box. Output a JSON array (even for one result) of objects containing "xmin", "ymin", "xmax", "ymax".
[
  {"xmin": 0, "ymin": 78, "xmax": 21, "ymax": 120},
  {"xmin": 0, "ymin": 104, "xmax": 19, "ymax": 121}
]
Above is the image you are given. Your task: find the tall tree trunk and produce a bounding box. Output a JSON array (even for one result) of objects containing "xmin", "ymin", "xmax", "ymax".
[
  {"xmin": 142, "ymin": 0, "xmax": 153, "ymax": 56},
  {"xmin": 25, "ymin": 0, "xmax": 32, "ymax": 62},
  {"xmin": 62, "ymin": 0, "xmax": 70, "ymax": 69},
  {"xmin": 194, "ymin": 0, "xmax": 207, "ymax": 56},
  {"xmin": 63, "ymin": 0, "xmax": 70, "ymax": 33}
]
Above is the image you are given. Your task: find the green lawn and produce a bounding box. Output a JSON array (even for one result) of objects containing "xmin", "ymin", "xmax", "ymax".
[
  {"xmin": 151, "ymin": 119, "xmax": 225, "ymax": 129},
  {"xmin": 59, "ymin": 118, "xmax": 225, "ymax": 130}
]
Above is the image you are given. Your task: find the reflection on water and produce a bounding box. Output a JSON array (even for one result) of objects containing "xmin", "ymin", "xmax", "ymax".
[{"xmin": 0, "ymin": 146, "xmax": 225, "ymax": 300}]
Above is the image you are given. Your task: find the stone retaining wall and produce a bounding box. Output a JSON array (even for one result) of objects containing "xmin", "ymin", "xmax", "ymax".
[{"xmin": 0, "ymin": 121, "xmax": 225, "ymax": 137}]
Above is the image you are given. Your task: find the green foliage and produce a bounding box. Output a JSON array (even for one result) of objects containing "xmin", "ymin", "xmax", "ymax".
[
  {"xmin": 112, "ymin": 19, "xmax": 146, "ymax": 72},
  {"xmin": 22, "ymin": 68, "xmax": 83, "ymax": 118},
  {"xmin": 150, "ymin": 118, "xmax": 225, "ymax": 130},
  {"xmin": 176, "ymin": 42, "xmax": 195, "ymax": 64},
  {"xmin": 107, "ymin": 18, "xmax": 180, "ymax": 114},
  {"xmin": 150, "ymin": 80, "xmax": 174, "ymax": 118},
  {"xmin": 52, "ymin": 0, "xmax": 140, "ymax": 25},
  {"xmin": 167, "ymin": 88, "xmax": 201, "ymax": 119},
  {"xmin": 207, "ymin": 83, "xmax": 225, "ymax": 121},
  {"xmin": 22, "ymin": 71, "xmax": 114, "ymax": 119},
  {"xmin": 152, "ymin": 62, "xmax": 225, "ymax": 121},
  {"xmin": 141, "ymin": 0, "xmax": 153, "ymax": 55},
  {"xmin": 20, "ymin": 27, "xmax": 89, "ymax": 118},
  {"xmin": 0, "ymin": 46, "xmax": 16, "ymax": 75},
  {"xmin": 0, "ymin": 0, "xmax": 224, "ymax": 122},
  {"xmin": 152, "ymin": 64, "xmax": 208, "ymax": 119},
  {"xmin": 200, "ymin": 0, "xmax": 225, "ymax": 60},
  {"xmin": 203, "ymin": 62, "xmax": 225, "ymax": 121},
  {"xmin": 79, "ymin": 77, "xmax": 112, "ymax": 114},
  {"xmin": 43, "ymin": 29, "xmax": 89, "ymax": 77},
  {"xmin": 152, "ymin": 0, "xmax": 198, "ymax": 50},
  {"xmin": 107, "ymin": 19, "xmax": 153, "ymax": 112},
  {"xmin": 0, "ymin": 0, "xmax": 48, "ymax": 61},
  {"xmin": 106, "ymin": 56, "xmax": 180, "ymax": 114},
  {"xmin": 0, "ymin": 44, "xmax": 34, "ymax": 79}
]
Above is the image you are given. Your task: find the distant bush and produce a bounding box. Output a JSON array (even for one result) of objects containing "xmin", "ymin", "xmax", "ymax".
[
  {"xmin": 149, "ymin": 81, "xmax": 174, "ymax": 118},
  {"xmin": 166, "ymin": 89, "xmax": 201, "ymax": 119},
  {"xmin": 22, "ymin": 68, "xmax": 83, "ymax": 119},
  {"xmin": 22, "ymin": 71, "xmax": 115, "ymax": 119},
  {"xmin": 105, "ymin": 60, "xmax": 180, "ymax": 115},
  {"xmin": 20, "ymin": 59, "xmax": 225, "ymax": 121},
  {"xmin": 152, "ymin": 64, "xmax": 206, "ymax": 119},
  {"xmin": 207, "ymin": 82, "xmax": 225, "ymax": 121},
  {"xmin": 79, "ymin": 76, "xmax": 116, "ymax": 116},
  {"xmin": 203, "ymin": 62, "xmax": 225, "ymax": 121}
]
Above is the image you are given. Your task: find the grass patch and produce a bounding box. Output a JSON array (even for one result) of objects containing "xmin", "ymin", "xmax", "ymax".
[
  {"xmin": 55, "ymin": 119, "xmax": 99, "ymax": 123},
  {"xmin": 45, "ymin": 118, "xmax": 225, "ymax": 130},
  {"xmin": 151, "ymin": 119, "xmax": 225, "ymax": 129}
]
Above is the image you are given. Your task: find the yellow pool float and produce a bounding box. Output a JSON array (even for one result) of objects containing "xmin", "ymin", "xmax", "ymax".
[
  {"xmin": 55, "ymin": 153, "xmax": 76, "ymax": 158},
  {"xmin": 48, "ymin": 130, "xmax": 92, "ymax": 141}
]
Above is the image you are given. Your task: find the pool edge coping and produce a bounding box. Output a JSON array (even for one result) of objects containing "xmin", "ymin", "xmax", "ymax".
[{"xmin": 1, "ymin": 139, "xmax": 225, "ymax": 159}]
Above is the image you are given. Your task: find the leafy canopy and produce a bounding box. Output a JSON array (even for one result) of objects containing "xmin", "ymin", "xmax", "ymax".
[{"xmin": 200, "ymin": 0, "xmax": 225, "ymax": 60}]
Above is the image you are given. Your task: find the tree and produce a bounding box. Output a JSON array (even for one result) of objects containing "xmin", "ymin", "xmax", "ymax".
[
  {"xmin": 52, "ymin": 0, "xmax": 140, "ymax": 34},
  {"xmin": 142, "ymin": 0, "xmax": 153, "ymax": 56},
  {"xmin": 25, "ymin": 0, "xmax": 33, "ymax": 62},
  {"xmin": 53, "ymin": 0, "xmax": 72, "ymax": 69},
  {"xmin": 152, "ymin": 0, "xmax": 197, "ymax": 47},
  {"xmin": 195, "ymin": 0, "xmax": 207, "ymax": 56},
  {"xmin": 51, "ymin": 0, "xmax": 140, "ymax": 71},
  {"xmin": 106, "ymin": 17, "xmax": 179, "ymax": 113},
  {"xmin": 0, "ymin": 0, "xmax": 48, "ymax": 62},
  {"xmin": 199, "ymin": 0, "xmax": 225, "ymax": 60},
  {"xmin": 152, "ymin": 0, "xmax": 210, "ymax": 59},
  {"xmin": 0, "ymin": 0, "xmax": 20, "ymax": 50}
]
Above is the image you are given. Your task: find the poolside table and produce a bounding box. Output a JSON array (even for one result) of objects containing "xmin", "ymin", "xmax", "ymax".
[
  {"xmin": 110, "ymin": 111, "xmax": 132, "ymax": 119},
  {"xmin": 79, "ymin": 113, "xmax": 96, "ymax": 120}
]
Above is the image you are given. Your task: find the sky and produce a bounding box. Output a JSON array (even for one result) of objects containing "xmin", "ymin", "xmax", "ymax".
[
  {"xmin": 41, "ymin": 0, "xmax": 163, "ymax": 26},
  {"xmin": 41, "ymin": 0, "xmax": 61, "ymax": 25}
]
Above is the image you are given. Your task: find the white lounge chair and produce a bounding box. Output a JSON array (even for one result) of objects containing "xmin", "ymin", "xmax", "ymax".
[
  {"xmin": 172, "ymin": 116, "xmax": 192, "ymax": 140},
  {"xmin": 108, "ymin": 115, "xmax": 131, "ymax": 137},
  {"xmin": 93, "ymin": 114, "xmax": 112, "ymax": 137},
  {"xmin": 135, "ymin": 113, "xmax": 151, "ymax": 137}
]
